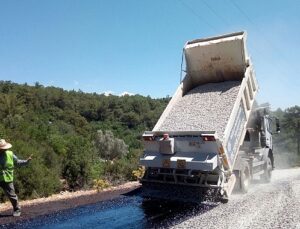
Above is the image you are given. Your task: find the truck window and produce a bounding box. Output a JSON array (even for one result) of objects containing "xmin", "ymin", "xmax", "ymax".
[{"xmin": 244, "ymin": 131, "xmax": 250, "ymax": 141}]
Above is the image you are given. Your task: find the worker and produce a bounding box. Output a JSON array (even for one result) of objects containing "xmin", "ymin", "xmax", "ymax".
[{"xmin": 0, "ymin": 139, "xmax": 32, "ymax": 217}]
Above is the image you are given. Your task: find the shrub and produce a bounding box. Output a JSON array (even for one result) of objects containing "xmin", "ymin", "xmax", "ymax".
[
  {"xmin": 93, "ymin": 179, "xmax": 110, "ymax": 192},
  {"xmin": 132, "ymin": 167, "xmax": 145, "ymax": 180}
]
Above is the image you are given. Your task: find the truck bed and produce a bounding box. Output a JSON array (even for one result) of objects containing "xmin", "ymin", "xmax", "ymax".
[{"xmin": 156, "ymin": 81, "xmax": 241, "ymax": 141}]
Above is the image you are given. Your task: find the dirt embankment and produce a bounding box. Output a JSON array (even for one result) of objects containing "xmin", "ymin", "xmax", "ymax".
[{"xmin": 0, "ymin": 181, "xmax": 140, "ymax": 225}]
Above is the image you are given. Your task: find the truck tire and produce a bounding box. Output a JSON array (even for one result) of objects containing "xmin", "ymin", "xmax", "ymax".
[
  {"xmin": 220, "ymin": 196, "xmax": 229, "ymax": 204},
  {"xmin": 240, "ymin": 162, "xmax": 250, "ymax": 193},
  {"xmin": 260, "ymin": 157, "xmax": 272, "ymax": 183},
  {"xmin": 218, "ymin": 189, "xmax": 229, "ymax": 204},
  {"xmin": 260, "ymin": 135, "xmax": 266, "ymax": 147}
]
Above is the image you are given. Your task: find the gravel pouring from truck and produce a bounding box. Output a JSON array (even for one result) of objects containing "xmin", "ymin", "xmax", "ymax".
[{"xmin": 139, "ymin": 31, "xmax": 279, "ymax": 202}]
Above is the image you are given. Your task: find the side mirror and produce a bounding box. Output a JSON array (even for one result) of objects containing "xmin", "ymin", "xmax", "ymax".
[{"xmin": 275, "ymin": 118, "xmax": 280, "ymax": 133}]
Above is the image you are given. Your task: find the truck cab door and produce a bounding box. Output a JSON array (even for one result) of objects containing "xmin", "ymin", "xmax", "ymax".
[{"xmin": 261, "ymin": 117, "xmax": 272, "ymax": 148}]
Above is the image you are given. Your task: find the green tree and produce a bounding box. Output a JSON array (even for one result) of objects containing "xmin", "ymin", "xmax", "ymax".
[
  {"xmin": 94, "ymin": 130, "xmax": 128, "ymax": 161},
  {"xmin": 62, "ymin": 136, "xmax": 94, "ymax": 189}
]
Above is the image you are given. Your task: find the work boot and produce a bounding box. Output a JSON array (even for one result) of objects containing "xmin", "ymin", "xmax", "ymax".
[{"xmin": 13, "ymin": 209, "xmax": 21, "ymax": 217}]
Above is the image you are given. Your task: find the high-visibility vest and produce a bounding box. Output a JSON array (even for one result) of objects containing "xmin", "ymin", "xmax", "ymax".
[{"xmin": 0, "ymin": 150, "xmax": 14, "ymax": 182}]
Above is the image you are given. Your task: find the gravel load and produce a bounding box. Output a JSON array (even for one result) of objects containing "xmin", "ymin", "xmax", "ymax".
[{"xmin": 157, "ymin": 81, "xmax": 241, "ymax": 140}]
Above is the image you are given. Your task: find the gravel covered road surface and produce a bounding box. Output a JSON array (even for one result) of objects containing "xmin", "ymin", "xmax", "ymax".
[
  {"xmin": 1, "ymin": 168, "xmax": 300, "ymax": 229},
  {"xmin": 173, "ymin": 167, "xmax": 300, "ymax": 229}
]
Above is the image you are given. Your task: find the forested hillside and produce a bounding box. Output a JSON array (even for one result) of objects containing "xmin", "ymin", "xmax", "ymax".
[{"xmin": 0, "ymin": 81, "xmax": 169, "ymax": 200}]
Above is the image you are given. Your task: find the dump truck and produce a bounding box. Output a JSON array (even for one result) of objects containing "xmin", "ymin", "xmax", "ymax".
[{"xmin": 139, "ymin": 31, "xmax": 280, "ymax": 203}]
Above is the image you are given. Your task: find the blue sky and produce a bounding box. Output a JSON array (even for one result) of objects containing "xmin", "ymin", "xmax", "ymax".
[{"xmin": 0, "ymin": 0, "xmax": 299, "ymax": 109}]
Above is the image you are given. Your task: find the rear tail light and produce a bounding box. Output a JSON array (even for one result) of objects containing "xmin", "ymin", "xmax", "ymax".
[
  {"xmin": 143, "ymin": 136, "xmax": 154, "ymax": 141},
  {"xmin": 143, "ymin": 132, "xmax": 156, "ymax": 141},
  {"xmin": 202, "ymin": 135, "xmax": 216, "ymax": 141}
]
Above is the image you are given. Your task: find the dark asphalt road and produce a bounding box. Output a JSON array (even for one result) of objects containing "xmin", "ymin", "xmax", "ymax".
[{"xmin": 1, "ymin": 195, "xmax": 215, "ymax": 229}]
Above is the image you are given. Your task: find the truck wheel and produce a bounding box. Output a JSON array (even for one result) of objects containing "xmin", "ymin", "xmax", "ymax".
[
  {"xmin": 260, "ymin": 157, "xmax": 272, "ymax": 183},
  {"xmin": 240, "ymin": 162, "xmax": 250, "ymax": 193},
  {"xmin": 220, "ymin": 196, "xmax": 229, "ymax": 204},
  {"xmin": 219, "ymin": 189, "xmax": 229, "ymax": 204}
]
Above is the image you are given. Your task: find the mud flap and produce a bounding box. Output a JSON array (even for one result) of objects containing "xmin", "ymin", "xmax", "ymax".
[
  {"xmin": 219, "ymin": 173, "xmax": 236, "ymax": 203},
  {"xmin": 141, "ymin": 182, "xmax": 220, "ymax": 203}
]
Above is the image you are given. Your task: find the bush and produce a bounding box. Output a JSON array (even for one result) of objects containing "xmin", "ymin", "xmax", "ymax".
[
  {"xmin": 93, "ymin": 130, "xmax": 128, "ymax": 161},
  {"xmin": 132, "ymin": 167, "xmax": 145, "ymax": 180},
  {"xmin": 93, "ymin": 179, "xmax": 110, "ymax": 192},
  {"xmin": 62, "ymin": 136, "xmax": 94, "ymax": 190}
]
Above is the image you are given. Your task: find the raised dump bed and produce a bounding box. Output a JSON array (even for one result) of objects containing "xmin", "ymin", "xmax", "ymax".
[{"xmin": 150, "ymin": 31, "xmax": 258, "ymax": 171}]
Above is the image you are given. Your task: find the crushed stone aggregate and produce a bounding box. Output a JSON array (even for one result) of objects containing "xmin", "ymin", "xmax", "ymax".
[
  {"xmin": 157, "ymin": 81, "xmax": 241, "ymax": 140},
  {"xmin": 171, "ymin": 168, "xmax": 300, "ymax": 229}
]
